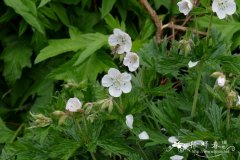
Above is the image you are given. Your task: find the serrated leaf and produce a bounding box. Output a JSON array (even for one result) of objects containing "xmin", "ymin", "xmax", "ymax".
[
  {"xmin": 205, "ymin": 84, "xmax": 225, "ymax": 102},
  {"xmin": 34, "ymin": 39, "xmax": 83, "ymax": 63},
  {"xmin": 74, "ymin": 33, "xmax": 108, "ymax": 66},
  {"xmin": 0, "ymin": 118, "xmax": 15, "ymax": 143},
  {"xmin": 38, "ymin": 0, "xmax": 51, "ymax": 8},
  {"xmin": 100, "ymin": 0, "xmax": 116, "ymax": 18},
  {"xmin": 4, "ymin": 0, "xmax": 45, "ymax": 34},
  {"xmin": 51, "ymin": 3, "xmax": 69, "ymax": 25},
  {"xmin": 0, "ymin": 38, "xmax": 32, "ymax": 85}
]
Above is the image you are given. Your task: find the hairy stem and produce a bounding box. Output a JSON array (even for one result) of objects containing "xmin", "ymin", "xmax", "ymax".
[
  {"xmin": 10, "ymin": 123, "xmax": 24, "ymax": 143},
  {"xmin": 190, "ymin": 62, "xmax": 203, "ymax": 118},
  {"xmin": 136, "ymin": 141, "xmax": 149, "ymax": 160},
  {"xmin": 226, "ymin": 106, "xmax": 231, "ymax": 131},
  {"xmin": 90, "ymin": 151, "xmax": 97, "ymax": 160}
]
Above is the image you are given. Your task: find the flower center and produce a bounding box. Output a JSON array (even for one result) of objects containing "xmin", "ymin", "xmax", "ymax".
[
  {"xmin": 217, "ymin": 0, "xmax": 228, "ymax": 10},
  {"xmin": 183, "ymin": 1, "xmax": 190, "ymax": 9},
  {"xmin": 130, "ymin": 55, "xmax": 137, "ymax": 63}
]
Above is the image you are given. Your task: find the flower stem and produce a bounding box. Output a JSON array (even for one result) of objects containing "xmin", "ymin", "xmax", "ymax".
[
  {"xmin": 90, "ymin": 151, "xmax": 97, "ymax": 160},
  {"xmin": 226, "ymin": 106, "xmax": 231, "ymax": 131},
  {"xmin": 136, "ymin": 141, "xmax": 149, "ymax": 160},
  {"xmin": 190, "ymin": 62, "xmax": 203, "ymax": 118},
  {"xmin": 10, "ymin": 123, "xmax": 24, "ymax": 143}
]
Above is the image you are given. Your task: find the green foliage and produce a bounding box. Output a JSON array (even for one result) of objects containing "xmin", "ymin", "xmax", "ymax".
[{"xmin": 1, "ymin": 0, "xmax": 240, "ymax": 160}]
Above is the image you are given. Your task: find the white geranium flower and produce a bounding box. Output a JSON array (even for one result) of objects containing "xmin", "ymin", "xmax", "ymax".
[
  {"xmin": 188, "ymin": 60, "xmax": 199, "ymax": 68},
  {"xmin": 177, "ymin": 0, "xmax": 193, "ymax": 15},
  {"xmin": 102, "ymin": 68, "xmax": 132, "ymax": 97},
  {"xmin": 212, "ymin": 0, "xmax": 236, "ymax": 19},
  {"xmin": 170, "ymin": 155, "xmax": 184, "ymax": 160},
  {"xmin": 126, "ymin": 114, "xmax": 133, "ymax": 129},
  {"xmin": 217, "ymin": 76, "xmax": 226, "ymax": 87},
  {"xmin": 168, "ymin": 136, "xmax": 179, "ymax": 143},
  {"xmin": 138, "ymin": 131, "xmax": 149, "ymax": 140},
  {"xmin": 192, "ymin": 140, "xmax": 205, "ymax": 146},
  {"xmin": 66, "ymin": 98, "xmax": 82, "ymax": 112},
  {"xmin": 237, "ymin": 95, "xmax": 240, "ymax": 106},
  {"xmin": 123, "ymin": 52, "xmax": 140, "ymax": 72},
  {"xmin": 108, "ymin": 29, "xmax": 132, "ymax": 54}
]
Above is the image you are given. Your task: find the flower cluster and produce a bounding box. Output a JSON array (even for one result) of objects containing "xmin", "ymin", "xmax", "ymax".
[
  {"xmin": 102, "ymin": 29, "xmax": 140, "ymax": 97},
  {"xmin": 177, "ymin": 0, "xmax": 236, "ymax": 19},
  {"xmin": 108, "ymin": 29, "xmax": 140, "ymax": 72}
]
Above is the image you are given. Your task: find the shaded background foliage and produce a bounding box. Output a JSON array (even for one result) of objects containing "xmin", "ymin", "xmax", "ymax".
[{"xmin": 0, "ymin": 0, "xmax": 240, "ymax": 159}]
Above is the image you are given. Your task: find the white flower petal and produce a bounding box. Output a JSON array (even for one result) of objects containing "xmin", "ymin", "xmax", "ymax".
[
  {"xmin": 237, "ymin": 95, "xmax": 240, "ymax": 106},
  {"xmin": 225, "ymin": 1, "xmax": 236, "ymax": 15},
  {"xmin": 125, "ymin": 114, "xmax": 133, "ymax": 129},
  {"xmin": 66, "ymin": 98, "xmax": 82, "ymax": 112},
  {"xmin": 108, "ymin": 34, "xmax": 119, "ymax": 46},
  {"xmin": 121, "ymin": 72, "xmax": 132, "ymax": 81},
  {"xmin": 192, "ymin": 140, "xmax": 205, "ymax": 146},
  {"xmin": 102, "ymin": 75, "xmax": 114, "ymax": 87},
  {"xmin": 109, "ymin": 86, "xmax": 122, "ymax": 97},
  {"xmin": 212, "ymin": 0, "xmax": 218, "ymax": 12},
  {"xmin": 113, "ymin": 28, "xmax": 125, "ymax": 35},
  {"xmin": 123, "ymin": 52, "xmax": 140, "ymax": 72},
  {"xmin": 138, "ymin": 131, "xmax": 149, "ymax": 140},
  {"xmin": 168, "ymin": 136, "xmax": 179, "ymax": 143},
  {"xmin": 109, "ymin": 28, "xmax": 132, "ymax": 54},
  {"xmin": 177, "ymin": 0, "xmax": 193, "ymax": 15},
  {"xmin": 108, "ymin": 68, "xmax": 121, "ymax": 77},
  {"xmin": 217, "ymin": 76, "xmax": 226, "ymax": 87},
  {"xmin": 170, "ymin": 155, "xmax": 184, "ymax": 160},
  {"xmin": 216, "ymin": 10, "xmax": 227, "ymax": 19},
  {"xmin": 188, "ymin": 60, "xmax": 199, "ymax": 68},
  {"xmin": 120, "ymin": 81, "xmax": 132, "ymax": 93},
  {"xmin": 212, "ymin": 0, "xmax": 236, "ymax": 19}
]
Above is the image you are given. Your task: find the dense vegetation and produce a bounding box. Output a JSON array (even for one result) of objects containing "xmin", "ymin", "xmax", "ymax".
[{"xmin": 0, "ymin": 0, "xmax": 240, "ymax": 159}]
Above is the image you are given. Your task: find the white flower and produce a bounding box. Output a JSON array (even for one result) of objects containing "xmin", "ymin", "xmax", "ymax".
[
  {"xmin": 66, "ymin": 98, "xmax": 82, "ymax": 112},
  {"xmin": 168, "ymin": 136, "xmax": 179, "ymax": 143},
  {"xmin": 170, "ymin": 155, "xmax": 184, "ymax": 160},
  {"xmin": 138, "ymin": 131, "xmax": 149, "ymax": 140},
  {"xmin": 192, "ymin": 140, "xmax": 205, "ymax": 146},
  {"xmin": 212, "ymin": 0, "xmax": 236, "ymax": 19},
  {"xmin": 188, "ymin": 60, "xmax": 199, "ymax": 68},
  {"xmin": 237, "ymin": 95, "xmax": 240, "ymax": 106},
  {"xmin": 123, "ymin": 52, "xmax": 140, "ymax": 72},
  {"xmin": 177, "ymin": 0, "xmax": 193, "ymax": 15},
  {"xmin": 217, "ymin": 76, "xmax": 226, "ymax": 87},
  {"xmin": 102, "ymin": 68, "xmax": 132, "ymax": 97},
  {"xmin": 108, "ymin": 29, "xmax": 132, "ymax": 54},
  {"xmin": 126, "ymin": 114, "xmax": 134, "ymax": 129}
]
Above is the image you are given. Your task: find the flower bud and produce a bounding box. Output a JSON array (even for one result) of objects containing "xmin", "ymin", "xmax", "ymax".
[
  {"xmin": 29, "ymin": 112, "xmax": 52, "ymax": 128},
  {"xmin": 52, "ymin": 110, "xmax": 65, "ymax": 117},
  {"xmin": 179, "ymin": 39, "xmax": 194, "ymax": 56}
]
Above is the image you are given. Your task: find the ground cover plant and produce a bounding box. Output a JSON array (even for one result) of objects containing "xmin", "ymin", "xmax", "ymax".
[{"xmin": 0, "ymin": 0, "xmax": 240, "ymax": 159}]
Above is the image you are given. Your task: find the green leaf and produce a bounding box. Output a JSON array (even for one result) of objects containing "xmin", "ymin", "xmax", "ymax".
[
  {"xmin": 51, "ymin": 3, "xmax": 70, "ymax": 25},
  {"xmin": 0, "ymin": 118, "xmax": 15, "ymax": 143},
  {"xmin": 18, "ymin": 20, "xmax": 28, "ymax": 36},
  {"xmin": 100, "ymin": 0, "xmax": 116, "ymax": 18},
  {"xmin": 74, "ymin": 33, "xmax": 108, "ymax": 66},
  {"xmin": 38, "ymin": 0, "xmax": 51, "ymax": 8},
  {"xmin": 49, "ymin": 51, "xmax": 116, "ymax": 82},
  {"xmin": 0, "ymin": 38, "xmax": 32, "ymax": 85},
  {"xmin": 4, "ymin": 0, "xmax": 45, "ymax": 34},
  {"xmin": 0, "ymin": 9, "xmax": 16, "ymax": 23},
  {"xmin": 34, "ymin": 39, "xmax": 83, "ymax": 63},
  {"xmin": 205, "ymin": 84, "xmax": 225, "ymax": 102},
  {"xmin": 104, "ymin": 14, "xmax": 121, "ymax": 30}
]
